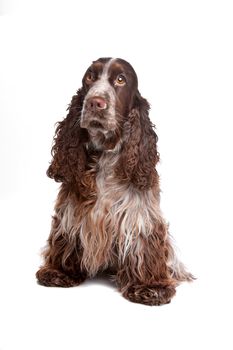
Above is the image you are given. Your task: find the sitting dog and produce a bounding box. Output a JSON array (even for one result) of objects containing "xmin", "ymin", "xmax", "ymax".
[{"xmin": 36, "ymin": 57, "xmax": 193, "ymax": 305}]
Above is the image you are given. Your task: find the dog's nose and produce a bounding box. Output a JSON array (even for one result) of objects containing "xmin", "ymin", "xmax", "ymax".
[{"xmin": 87, "ymin": 96, "xmax": 108, "ymax": 111}]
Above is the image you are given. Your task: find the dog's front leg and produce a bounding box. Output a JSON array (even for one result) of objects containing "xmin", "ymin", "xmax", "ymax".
[
  {"xmin": 116, "ymin": 222, "xmax": 177, "ymax": 306},
  {"xmin": 36, "ymin": 213, "xmax": 86, "ymax": 288}
]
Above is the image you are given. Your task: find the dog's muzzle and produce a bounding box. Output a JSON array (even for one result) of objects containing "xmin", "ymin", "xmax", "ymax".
[{"xmin": 81, "ymin": 95, "xmax": 112, "ymax": 132}]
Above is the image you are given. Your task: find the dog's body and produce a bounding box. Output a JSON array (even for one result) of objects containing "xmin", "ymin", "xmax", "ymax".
[{"xmin": 36, "ymin": 58, "xmax": 193, "ymax": 305}]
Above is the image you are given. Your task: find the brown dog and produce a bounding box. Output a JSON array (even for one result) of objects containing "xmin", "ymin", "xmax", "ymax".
[{"xmin": 36, "ymin": 58, "xmax": 193, "ymax": 305}]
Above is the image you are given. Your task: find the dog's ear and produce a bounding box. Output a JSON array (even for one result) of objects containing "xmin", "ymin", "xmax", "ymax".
[
  {"xmin": 116, "ymin": 91, "xmax": 159, "ymax": 190},
  {"xmin": 47, "ymin": 88, "xmax": 89, "ymax": 184}
]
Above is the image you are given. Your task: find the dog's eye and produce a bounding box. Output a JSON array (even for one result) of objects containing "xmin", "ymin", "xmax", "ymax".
[
  {"xmin": 115, "ymin": 74, "xmax": 126, "ymax": 86},
  {"xmin": 86, "ymin": 71, "xmax": 96, "ymax": 83}
]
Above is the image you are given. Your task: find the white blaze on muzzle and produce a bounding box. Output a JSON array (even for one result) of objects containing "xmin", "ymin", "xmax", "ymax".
[{"xmin": 81, "ymin": 58, "xmax": 117, "ymax": 130}]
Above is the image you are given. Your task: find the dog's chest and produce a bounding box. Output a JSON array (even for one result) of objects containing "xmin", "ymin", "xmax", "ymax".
[
  {"xmin": 94, "ymin": 151, "xmax": 123, "ymax": 208},
  {"xmin": 79, "ymin": 149, "xmax": 158, "ymax": 271},
  {"xmin": 91, "ymin": 151, "xmax": 150, "ymax": 230}
]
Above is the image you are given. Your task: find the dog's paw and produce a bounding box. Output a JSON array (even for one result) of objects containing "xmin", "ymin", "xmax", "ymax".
[
  {"xmin": 123, "ymin": 284, "xmax": 176, "ymax": 306},
  {"xmin": 36, "ymin": 267, "xmax": 86, "ymax": 287}
]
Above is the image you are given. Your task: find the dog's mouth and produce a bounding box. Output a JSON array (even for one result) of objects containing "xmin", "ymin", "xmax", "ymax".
[
  {"xmin": 80, "ymin": 109, "xmax": 116, "ymax": 136},
  {"xmin": 89, "ymin": 120, "xmax": 104, "ymax": 129},
  {"xmin": 80, "ymin": 118, "xmax": 107, "ymax": 137}
]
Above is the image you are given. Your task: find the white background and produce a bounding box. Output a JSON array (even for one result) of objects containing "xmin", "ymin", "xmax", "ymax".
[{"xmin": 0, "ymin": 0, "xmax": 233, "ymax": 349}]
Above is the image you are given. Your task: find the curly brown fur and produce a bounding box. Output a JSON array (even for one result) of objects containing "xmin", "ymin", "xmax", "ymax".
[
  {"xmin": 36, "ymin": 57, "xmax": 193, "ymax": 305},
  {"xmin": 36, "ymin": 185, "xmax": 88, "ymax": 287},
  {"xmin": 46, "ymin": 89, "xmax": 96, "ymax": 196},
  {"xmin": 115, "ymin": 92, "xmax": 159, "ymax": 189}
]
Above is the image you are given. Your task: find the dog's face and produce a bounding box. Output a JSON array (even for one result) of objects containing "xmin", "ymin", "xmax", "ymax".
[{"xmin": 80, "ymin": 58, "xmax": 138, "ymax": 137}]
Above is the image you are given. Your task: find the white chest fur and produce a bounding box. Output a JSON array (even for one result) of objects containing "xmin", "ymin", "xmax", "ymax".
[{"xmin": 89, "ymin": 149, "xmax": 162, "ymax": 261}]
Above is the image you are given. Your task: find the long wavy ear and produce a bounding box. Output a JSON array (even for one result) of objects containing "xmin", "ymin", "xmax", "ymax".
[
  {"xmin": 116, "ymin": 91, "xmax": 159, "ymax": 190},
  {"xmin": 47, "ymin": 88, "xmax": 89, "ymax": 184}
]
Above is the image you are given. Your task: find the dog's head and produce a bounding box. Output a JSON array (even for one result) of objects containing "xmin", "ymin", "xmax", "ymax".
[
  {"xmin": 47, "ymin": 58, "xmax": 159, "ymax": 190},
  {"xmin": 80, "ymin": 58, "xmax": 138, "ymax": 139}
]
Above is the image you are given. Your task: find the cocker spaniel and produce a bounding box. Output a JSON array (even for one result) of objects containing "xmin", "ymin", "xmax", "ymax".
[{"xmin": 36, "ymin": 57, "xmax": 193, "ymax": 305}]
